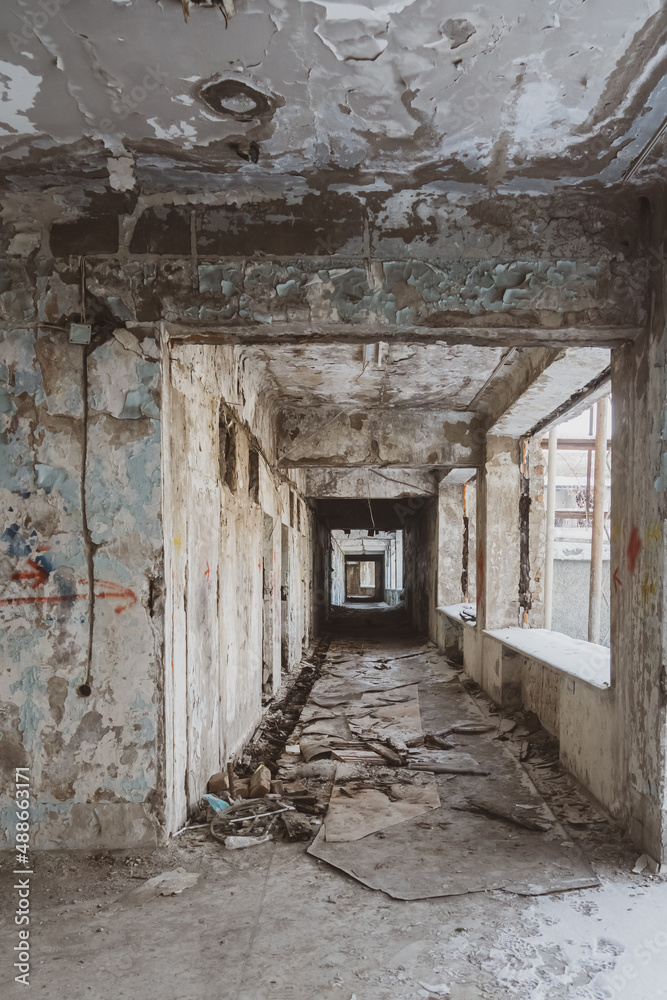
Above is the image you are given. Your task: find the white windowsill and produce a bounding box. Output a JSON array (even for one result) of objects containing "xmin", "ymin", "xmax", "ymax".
[{"xmin": 484, "ymin": 627, "xmax": 611, "ymax": 690}]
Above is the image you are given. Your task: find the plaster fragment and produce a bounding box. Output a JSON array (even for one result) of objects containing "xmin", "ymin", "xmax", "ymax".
[{"xmin": 108, "ymin": 156, "xmax": 136, "ymax": 192}]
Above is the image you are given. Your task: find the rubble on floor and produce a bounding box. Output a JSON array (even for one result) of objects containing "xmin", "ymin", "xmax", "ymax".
[{"xmin": 180, "ymin": 622, "xmax": 601, "ymax": 901}]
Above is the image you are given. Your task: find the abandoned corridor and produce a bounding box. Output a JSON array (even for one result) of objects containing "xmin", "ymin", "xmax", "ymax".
[{"xmin": 3, "ymin": 605, "xmax": 662, "ymax": 1000}]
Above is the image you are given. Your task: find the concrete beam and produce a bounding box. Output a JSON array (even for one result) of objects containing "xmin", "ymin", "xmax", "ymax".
[
  {"xmin": 490, "ymin": 348, "xmax": 611, "ymax": 437},
  {"xmin": 2, "ymin": 252, "xmax": 635, "ymax": 340},
  {"xmin": 306, "ymin": 467, "xmax": 439, "ymax": 498},
  {"xmin": 441, "ymin": 468, "xmax": 477, "ymax": 485},
  {"xmin": 278, "ymin": 407, "xmax": 483, "ymax": 469},
  {"xmin": 165, "ymin": 323, "xmax": 641, "ymax": 348}
]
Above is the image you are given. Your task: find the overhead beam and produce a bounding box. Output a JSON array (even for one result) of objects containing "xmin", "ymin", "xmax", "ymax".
[
  {"xmin": 490, "ymin": 348, "xmax": 611, "ymax": 437},
  {"xmin": 306, "ymin": 466, "xmax": 439, "ymax": 499},
  {"xmin": 163, "ymin": 322, "xmax": 641, "ymax": 348},
  {"xmin": 278, "ymin": 406, "xmax": 483, "ymax": 469}
]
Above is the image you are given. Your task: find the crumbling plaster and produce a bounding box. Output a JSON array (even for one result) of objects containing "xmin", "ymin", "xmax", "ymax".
[
  {"xmin": 162, "ymin": 340, "xmax": 314, "ymax": 832},
  {"xmin": 0, "ymin": 327, "xmax": 316, "ymax": 848},
  {"xmin": 0, "ymin": 0, "xmax": 665, "ymax": 185},
  {"xmin": 0, "ymin": 328, "xmax": 163, "ymax": 849},
  {"xmin": 306, "ymin": 466, "xmax": 438, "ymax": 499}
]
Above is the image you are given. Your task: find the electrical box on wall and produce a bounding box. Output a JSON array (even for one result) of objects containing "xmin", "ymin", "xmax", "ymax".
[{"xmin": 69, "ymin": 323, "xmax": 91, "ymax": 344}]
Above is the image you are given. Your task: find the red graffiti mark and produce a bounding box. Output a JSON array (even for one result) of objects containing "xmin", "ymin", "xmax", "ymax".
[
  {"xmin": 11, "ymin": 559, "xmax": 49, "ymax": 589},
  {"xmin": 0, "ymin": 594, "xmax": 80, "ymax": 607},
  {"xmin": 0, "ymin": 577, "xmax": 137, "ymax": 614},
  {"xmin": 258, "ymin": 562, "xmax": 262, "ymax": 570},
  {"xmin": 476, "ymin": 546, "xmax": 484, "ymax": 609},
  {"xmin": 613, "ymin": 566, "xmax": 622, "ymax": 592},
  {"xmin": 205, "ymin": 561, "xmax": 210, "ymax": 580},
  {"xmin": 627, "ymin": 527, "xmax": 642, "ymax": 574},
  {"xmin": 92, "ymin": 580, "xmax": 138, "ymax": 614}
]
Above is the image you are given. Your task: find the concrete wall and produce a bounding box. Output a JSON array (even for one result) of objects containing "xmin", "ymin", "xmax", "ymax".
[
  {"xmin": 436, "ymin": 611, "xmax": 618, "ymax": 821},
  {"xmin": 438, "ymin": 483, "xmax": 466, "ymax": 606},
  {"xmin": 163, "ymin": 343, "xmax": 314, "ymax": 833},
  {"xmin": 0, "ymin": 331, "xmax": 318, "ymax": 850},
  {"xmin": 0, "ymin": 329, "xmax": 163, "ymax": 849},
  {"xmin": 611, "ymin": 310, "xmax": 667, "ymax": 862},
  {"xmin": 313, "ymin": 518, "xmax": 332, "ymax": 633}
]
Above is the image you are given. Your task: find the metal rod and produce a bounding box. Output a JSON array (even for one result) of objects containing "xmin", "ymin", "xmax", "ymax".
[
  {"xmin": 540, "ymin": 437, "xmax": 611, "ymax": 451},
  {"xmin": 588, "ymin": 398, "xmax": 608, "ymax": 643},
  {"xmin": 544, "ymin": 427, "xmax": 558, "ymax": 630},
  {"xmin": 585, "ymin": 407, "xmax": 594, "ymax": 518}
]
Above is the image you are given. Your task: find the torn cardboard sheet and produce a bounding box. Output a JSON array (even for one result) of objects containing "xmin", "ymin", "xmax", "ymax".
[
  {"xmin": 324, "ymin": 764, "xmax": 440, "ymax": 842},
  {"xmin": 349, "ymin": 685, "xmax": 422, "ymax": 741},
  {"xmin": 308, "ymin": 807, "xmax": 599, "ymax": 899},
  {"xmin": 310, "ymin": 678, "xmax": 420, "ymax": 709},
  {"xmin": 301, "ymin": 716, "xmax": 353, "ymax": 740},
  {"xmin": 299, "ymin": 738, "xmax": 336, "ymax": 762}
]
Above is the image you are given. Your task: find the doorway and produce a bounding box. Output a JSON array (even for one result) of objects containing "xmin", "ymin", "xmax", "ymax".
[{"xmin": 345, "ymin": 554, "xmax": 385, "ymax": 602}]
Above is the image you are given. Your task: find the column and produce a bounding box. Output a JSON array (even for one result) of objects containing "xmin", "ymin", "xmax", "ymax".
[
  {"xmin": 611, "ymin": 319, "xmax": 667, "ymax": 864},
  {"xmin": 475, "ymin": 435, "xmax": 521, "ymax": 630}
]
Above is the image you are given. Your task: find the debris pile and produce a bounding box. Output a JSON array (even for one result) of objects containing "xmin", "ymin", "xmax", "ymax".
[{"xmin": 174, "ymin": 635, "xmax": 599, "ymax": 898}]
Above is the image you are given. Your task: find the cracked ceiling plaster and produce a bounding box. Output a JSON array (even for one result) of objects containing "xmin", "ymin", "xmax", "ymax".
[
  {"xmin": 246, "ymin": 341, "xmax": 520, "ymax": 409},
  {"xmin": 0, "ymin": 0, "xmax": 665, "ymax": 189}
]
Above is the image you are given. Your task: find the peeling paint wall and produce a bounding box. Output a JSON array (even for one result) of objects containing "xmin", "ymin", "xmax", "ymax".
[
  {"xmin": 162, "ymin": 341, "xmax": 315, "ymax": 833},
  {"xmin": 437, "ymin": 483, "xmax": 466, "ymax": 607},
  {"xmin": 0, "ymin": 329, "xmax": 163, "ymax": 849},
  {"xmin": 611, "ymin": 304, "xmax": 667, "ymax": 862}
]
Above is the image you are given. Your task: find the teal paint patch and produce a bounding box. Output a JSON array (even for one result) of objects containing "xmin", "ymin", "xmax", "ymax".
[
  {"xmin": 119, "ymin": 385, "xmax": 160, "ymax": 420},
  {"xmin": 35, "ymin": 463, "xmax": 80, "ymax": 508},
  {"xmin": 137, "ymin": 361, "xmax": 159, "ymax": 388},
  {"xmin": 132, "ymin": 690, "xmax": 151, "ymax": 711},
  {"xmin": 10, "ymin": 665, "xmax": 45, "ymax": 755},
  {"xmin": 5, "ymin": 330, "xmax": 44, "ymax": 398},
  {"xmin": 108, "ymin": 296, "xmax": 135, "ymax": 321},
  {"xmin": 0, "ymin": 384, "xmax": 17, "ymax": 416},
  {"xmin": 198, "ymin": 263, "xmax": 242, "ymax": 296},
  {"xmin": 134, "ymin": 715, "xmax": 156, "ymax": 743},
  {"xmin": 120, "ymin": 773, "xmax": 151, "ymax": 800}
]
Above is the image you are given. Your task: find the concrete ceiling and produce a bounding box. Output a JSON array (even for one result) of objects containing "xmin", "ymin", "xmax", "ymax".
[
  {"xmin": 1, "ymin": 0, "xmax": 665, "ymax": 188},
  {"xmin": 247, "ymin": 341, "xmax": 516, "ymax": 408}
]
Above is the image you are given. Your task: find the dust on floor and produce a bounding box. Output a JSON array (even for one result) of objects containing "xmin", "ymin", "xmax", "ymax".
[{"xmin": 1, "ymin": 607, "xmax": 664, "ymax": 1000}]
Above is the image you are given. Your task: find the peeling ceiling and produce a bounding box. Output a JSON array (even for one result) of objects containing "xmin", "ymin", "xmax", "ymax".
[
  {"xmin": 246, "ymin": 341, "xmax": 516, "ymax": 408},
  {"xmin": 0, "ymin": 0, "xmax": 665, "ymax": 188}
]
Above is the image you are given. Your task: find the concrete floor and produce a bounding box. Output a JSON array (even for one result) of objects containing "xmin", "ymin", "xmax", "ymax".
[{"xmin": 2, "ymin": 608, "xmax": 666, "ymax": 1000}]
